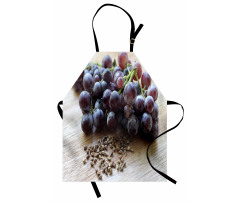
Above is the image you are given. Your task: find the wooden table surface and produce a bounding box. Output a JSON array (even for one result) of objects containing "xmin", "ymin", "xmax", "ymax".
[{"xmin": 63, "ymin": 52, "xmax": 167, "ymax": 182}]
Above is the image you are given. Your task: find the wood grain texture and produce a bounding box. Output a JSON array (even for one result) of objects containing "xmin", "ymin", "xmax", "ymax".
[{"xmin": 63, "ymin": 52, "xmax": 167, "ymax": 182}]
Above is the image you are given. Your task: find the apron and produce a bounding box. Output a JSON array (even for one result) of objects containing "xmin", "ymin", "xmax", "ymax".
[{"xmin": 57, "ymin": 4, "xmax": 184, "ymax": 197}]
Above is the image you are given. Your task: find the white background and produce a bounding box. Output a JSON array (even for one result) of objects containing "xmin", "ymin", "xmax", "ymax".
[{"xmin": 0, "ymin": 0, "xmax": 240, "ymax": 203}]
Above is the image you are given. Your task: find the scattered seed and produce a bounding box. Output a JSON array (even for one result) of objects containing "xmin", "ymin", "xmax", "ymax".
[{"xmin": 83, "ymin": 159, "xmax": 86, "ymax": 165}]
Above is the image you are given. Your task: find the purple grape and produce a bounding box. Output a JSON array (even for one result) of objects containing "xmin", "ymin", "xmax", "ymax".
[
  {"xmin": 117, "ymin": 77, "xmax": 124, "ymax": 88},
  {"xmin": 93, "ymin": 108, "xmax": 104, "ymax": 131},
  {"xmin": 102, "ymin": 55, "xmax": 112, "ymax": 68},
  {"xmin": 141, "ymin": 71, "xmax": 151, "ymax": 90},
  {"xmin": 99, "ymin": 67, "xmax": 105, "ymax": 77},
  {"xmin": 114, "ymin": 70, "xmax": 124, "ymax": 85},
  {"xmin": 100, "ymin": 80, "xmax": 108, "ymax": 93},
  {"xmin": 109, "ymin": 91, "xmax": 121, "ymax": 112},
  {"xmin": 132, "ymin": 62, "xmax": 142, "ymax": 80},
  {"xmin": 141, "ymin": 112, "xmax": 153, "ymax": 133},
  {"xmin": 102, "ymin": 89, "xmax": 111, "ymax": 110},
  {"xmin": 93, "ymin": 69, "xmax": 101, "ymax": 80},
  {"xmin": 134, "ymin": 95, "xmax": 145, "ymax": 114},
  {"xmin": 123, "ymin": 82, "xmax": 137, "ymax": 105},
  {"xmin": 144, "ymin": 96, "xmax": 154, "ymax": 113},
  {"xmin": 95, "ymin": 99, "xmax": 105, "ymax": 113},
  {"xmin": 83, "ymin": 73, "xmax": 94, "ymax": 92},
  {"xmin": 102, "ymin": 68, "xmax": 113, "ymax": 84},
  {"xmin": 127, "ymin": 115, "xmax": 139, "ymax": 136},
  {"xmin": 133, "ymin": 82, "xmax": 141, "ymax": 95},
  {"xmin": 151, "ymin": 119, "xmax": 159, "ymax": 138},
  {"xmin": 123, "ymin": 66, "xmax": 132, "ymax": 76},
  {"xmin": 107, "ymin": 111, "xmax": 117, "ymax": 130},
  {"xmin": 113, "ymin": 66, "xmax": 122, "ymax": 77},
  {"xmin": 108, "ymin": 82, "xmax": 118, "ymax": 91},
  {"xmin": 93, "ymin": 81, "xmax": 102, "ymax": 97},
  {"xmin": 151, "ymin": 102, "xmax": 158, "ymax": 121},
  {"xmin": 81, "ymin": 113, "xmax": 93, "ymax": 134},
  {"xmin": 118, "ymin": 52, "xmax": 128, "ymax": 70},
  {"xmin": 147, "ymin": 85, "xmax": 158, "ymax": 101},
  {"xmin": 94, "ymin": 75, "xmax": 100, "ymax": 83},
  {"xmin": 124, "ymin": 105, "xmax": 132, "ymax": 118},
  {"xmin": 79, "ymin": 91, "xmax": 91, "ymax": 113}
]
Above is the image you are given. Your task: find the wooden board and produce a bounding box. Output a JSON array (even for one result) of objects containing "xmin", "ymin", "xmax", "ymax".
[{"xmin": 63, "ymin": 52, "xmax": 167, "ymax": 182}]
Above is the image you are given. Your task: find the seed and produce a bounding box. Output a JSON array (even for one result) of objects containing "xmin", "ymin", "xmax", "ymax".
[
  {"xmin": 90, "ymin": 162, "xmax": 94, "ymax": 167},
  {"xmin": 107, "ymin": 157, "xmax": 111, "ymax": 162},
  {"xmin": 98, "ymin": 175, "xmax": 102, "ymax": 180},
  {"xmin": 94, "ymin": 158, "xmax": 97, "ymax": 163},
  {"xmin": 123, "ymin": 162, "xmax": 126, "ymax": 168},
  {"xmin": 84, "ymin": 146, "xmax": 87, "ymax": 151},
  {"xmin": 86, "ymin": 155, "xmax": 90, "ymax": 160},
  {"xmin": 83, "ymin": 159, "xmax": 86, "ymax": 165},
  {"xmin": 118, "ymin": 150, "xmax": 122, "ymax": 154},
  {"xmin": 117, "ymin": 165, "xmax": 119, "ymax": 171},
  {"xmin": 91, "ymin": 152, "xmax": 95, "ymax": 157},
  {"xmin": 110, "ymin": 152, "xmax": 113, "ymax": 157},
  {"xmin": 117, "ymin": 161, "xmax": 120, "ymax": 165}
]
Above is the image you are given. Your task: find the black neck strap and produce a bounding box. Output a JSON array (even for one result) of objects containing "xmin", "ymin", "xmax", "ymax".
[
  {"xmin": 147, "ymin": 100, "xmax": 184, "ymax": 184},
  {"xmin": 92, "ymin": 4, "xmax": 143, "ymax": 52}
]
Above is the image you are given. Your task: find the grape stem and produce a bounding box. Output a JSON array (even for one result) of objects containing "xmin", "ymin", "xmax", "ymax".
[
  {"xmin": 134, "ymin": 72, "xmax": 145, "ymax": 97},
  {"xmin": 118, "ymin": 69, "xmax": 136, "ymax": 94}
]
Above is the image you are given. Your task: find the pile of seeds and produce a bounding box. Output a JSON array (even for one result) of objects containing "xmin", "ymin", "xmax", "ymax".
[{"xmin": 82, "ymin": 135, "xmax": 134, "ymax": 180}]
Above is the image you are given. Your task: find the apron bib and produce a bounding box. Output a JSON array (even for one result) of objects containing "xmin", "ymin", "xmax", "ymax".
[{"xmin": 57, "ymin": 3, "xmax": 184, "ymax": 197}]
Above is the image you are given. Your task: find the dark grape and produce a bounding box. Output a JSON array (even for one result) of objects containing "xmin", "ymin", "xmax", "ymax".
[
  {"xmin": 79, "ymin": 91, "xmax": 91, "ymax": 113},
  {"xmin": 73, "ymin": 71, "xmax": 84, "ymax": 93},
  {"xmin": 141, "ymin": 71, "xmax": 151, "ymax": 90},
  {"xmin": 94, "ymin": 99, "xmax": 105, "ymax": 113},
  {"xmin": 102, "ymin": 68, "xmax": 113, "ymax": 84},
  {"xmin": 107, "ymin": 111, "xmax": 117, "ymax": 130},
  {"xmin": 144, "ymin": 96, "xmax": 154, "ymax": 113},
  {"xmin": 93, "ymin": 81, "xmax": 102, "ymax": 97},
  {"xmin": 93, "ymin": 108, "xmax": 104, "ymax": 131},
  {"xmin": 93, "ymin": 69, "xmax": 101, "ymax": 79},
  {"xmin": 94, "ymin": 75, "xmax": 100, "ymax": 83},
  {"xmin": 113, "ymin": 66, "xmax": 122, "ymax": 77},
  {"xmin": 91, "ymin": 64, "xmax": 99, "ymax": 73},
  {"xmin": 84, "ymin": 69, "xmax": 89, "ymax": 75},
  {"xmin": 108, "ymin": 82, "xmax": 118, "ymax": 91},
  {"xmin": 118, "ymin": 52, "xmax": 128, "ymax": 70},
  {"xmin": 141, "ymin": 112, "xmax": 153, "ymax": 133},
  {"xmin": 117, "ymin": 77, "xmax": 124, "ymax": 88},
  {"xmin": 124, "ymin": 105, "xmax": 132, "ymax": 118},
  {"xmin": 83, "ymin": 72, "xmax": 94, "ymax": 92},
  {"xmin": 102, "ymin": 89, "xmax": 111, "ymax": 110},
  {"xmin": 133, "ymin": 82, "xmax": 141, "ymax": 95},
  {"xmin": 102, "ymin": 55, "xmax": 112, "ymax": 68},
  {"xmin": 99, "ymin": 67, "xmax": 105, "ymax": 77},
  {"xmin": 132, "ymin": 62, "xmax": 142, "ymax": 80},
  {"xmin": 127, "ymin": 115, "xmax": 139, "ymax": 136},
  {"xmin": 134, "ymin": 95, "xmax": 145, "ymax": 114},
  {"xmin": 109, "ymin": 91, "xmax": 121, "ymax": 112},
  {"xmin": 147, "ymin": 85, "xmax": 158, "ymax": 101},
  {"xmin": 114, "ymin": 70, "xmax": 124, "ymax": 85},
  {"xmin": 151, "ymin": 102, "xmax": 158, "ymax": 121},
  {"xmin": 123, "ymin": 82, "xmax": 137, "ymax": 105},
  {"xmin": 81, "ymin": 113, "xmax": 93, "ymax": 134},
  {"xmin": 101, "ymin": 80, "xmax": 108, "ymax": 93},
  {"xmin": 151, "ymin": 119, "xmax": 159, "ymax": 138}
]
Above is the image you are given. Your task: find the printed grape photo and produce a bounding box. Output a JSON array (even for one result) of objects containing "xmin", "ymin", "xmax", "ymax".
[{"xmin": 63, "ymin": 52, "xmax": 167, "ymax": 182}]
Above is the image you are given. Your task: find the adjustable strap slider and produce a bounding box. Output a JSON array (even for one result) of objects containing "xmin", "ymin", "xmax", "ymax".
[{"xmin": 130, "ymin": 38, "xmax": 135, "ymax": 44}]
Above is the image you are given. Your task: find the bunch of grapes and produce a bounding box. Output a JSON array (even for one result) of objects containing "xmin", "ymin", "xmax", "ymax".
[{"xmin": 77, "ymin": 52, "xmax": 159, "ymax": 139}]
